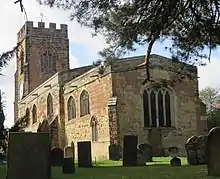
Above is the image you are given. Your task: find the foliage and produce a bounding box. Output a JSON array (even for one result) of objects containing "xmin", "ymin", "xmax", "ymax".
[
  {"xmin": 199, "ymin": 86, "xmax": 220, "ymax": 112},
  {"xmin": 0, "ymin": 43, "xmax": 20, "ymax": 75},
  {"xmin": 37, "ymin": 0, "xmax": 220, "ymax": 82},
  {"xmin": 9, "ymin": 116, "xmax": 28, "ymax": 133},
  {"xmin": 199, "ymin": 86, "xmax": 220, "ymax": 128}
]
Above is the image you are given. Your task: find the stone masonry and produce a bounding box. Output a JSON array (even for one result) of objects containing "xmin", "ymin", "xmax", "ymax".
[{"xmin": 14, "ymin": 21, "xmax": 207, "ymax": 160}]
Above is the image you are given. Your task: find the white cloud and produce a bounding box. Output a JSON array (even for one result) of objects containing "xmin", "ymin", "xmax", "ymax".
[{"xmin": 198, "ymin": 58, "xmax": 220, "ymax": 90}]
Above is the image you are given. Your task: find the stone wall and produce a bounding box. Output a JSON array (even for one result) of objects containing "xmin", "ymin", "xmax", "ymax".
[
  {"xmin": 111, "ymin": 55, "xmax": 207, "ymax": 156},
  {"xmin": 64, "ymin": 67, "xmax": 113, "ymax": 160}
]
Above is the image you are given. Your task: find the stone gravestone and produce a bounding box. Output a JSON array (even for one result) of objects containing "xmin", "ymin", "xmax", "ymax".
[
  {"xmin": 50, "ymin": 148, "xmax": 64, "ymax": 166},
  {"xmin": 109, "ymin": 144, "xmax": 121, "ymax": 161},
  {"xmin": 196, "ymin": 135, "xmax": 207, "ymax": 164},
  {"xmin": 207, "ymin": 127, "xmax": 220, "ymax": 176},
  {"xmin": 63, "ymin": 145, "xmax": 75, "ymax": 174},
  {"xmin": 123, "ymin": 135, "xmax": 137, "ymax": 167},
  {"xmin": 138, "ymin": 143, "xmax": 153, "ymax": 162},
  {"xmin": 185, "ymin": 136, "xmax": 198, "ymax": 165},
  {"xmin": 137, "ymin": 148, "xmax": 146, "ymax": 166},
  {"xmin": 7, "ymin": 132, "xmax": 50, "ymax": 179},
  {"xmin": 170, "ymin": 157, "xmax": 181, "ymax": 166},
  {"xmin": 77, "ymin": 141, "xmax": 92, "ymax": 168}
]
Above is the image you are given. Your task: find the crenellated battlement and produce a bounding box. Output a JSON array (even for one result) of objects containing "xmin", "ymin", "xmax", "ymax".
[{"xmin": 17, "ymin": 21, "xmax": 68, "ymax": 41}]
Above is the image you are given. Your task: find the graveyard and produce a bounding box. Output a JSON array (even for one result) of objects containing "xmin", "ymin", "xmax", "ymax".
[
  {"xmin": 0, "ymin": 127, "xmax": 219, "ymax": 179},
  {"xmin": 0, "ymin": 158, "xmax": 217, "ymax": 179}
]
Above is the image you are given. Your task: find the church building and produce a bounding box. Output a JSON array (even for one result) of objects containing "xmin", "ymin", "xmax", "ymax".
[{"xmin": 14, "ymin": 21, "xmax": 207, "ymax": 160}]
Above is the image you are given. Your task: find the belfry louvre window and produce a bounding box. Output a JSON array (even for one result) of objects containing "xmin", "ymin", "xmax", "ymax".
[
  {"xmin": 40, "ymin": 49, "xmax": 57, "ymax": 73},
  {"xmin": 143, "ymin": 87, "xmax": 174, "ymax": 128}
]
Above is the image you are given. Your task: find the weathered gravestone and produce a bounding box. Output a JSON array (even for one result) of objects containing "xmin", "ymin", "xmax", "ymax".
[
  {"xmin": 77, "ymin": 141, "xmax": 92, "ymax": 168},
  {"xmin": 197, "ymin": 135, "xmax": 207, "ymax": 164},
  {"xmin": 63, "ymin": 145, "xmax": 75, "ymax": 174},
  {"xmin": 64, "ymin": 146, "xmax": 74, "ymax": 158},
  {"xmin": 138, "ymin": 143, "xmax": 153, "ymax": 162},
  {"xmin": 50, "ymin": 148, "xmax": 63, "ymax": 166},
  {"xmin": 170, "ymin": 157, "xmax": 181, "ymax": 166},
  {"xmin": 137, "ymin": 148, "xmax": 146, "ymax": 166},
  {"xmin": 207, "ymin": 127, "xmax": 220, "ymax": 176},
  {"xmin": 185, "ymin": 136, "xmax": 198, "ymax": 165},
  {"xmin": 7, "ymin": 132, "xmax": 50, "ymax": 179},
  {"xmin": 109, "ymin": 144, "xmax": 121, "ymax": 161},
  {"xmin": 123, "ymin": 135, "xmax": 137, "ymax": 167}
]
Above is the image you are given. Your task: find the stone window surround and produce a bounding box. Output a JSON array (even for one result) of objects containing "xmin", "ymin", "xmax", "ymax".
[
  {"xmin": 32, "ymin": 104, "xmax": 37, "ymax": 124},
  {"xmin": 40, "ymin": 47, "xmax": 57, "ymax": 74},
  {"xmin": 80, "ymin": 89, "xmax": 90, "ymax": 117},
  {"xmin": 67, "ymin": 96, "xmax": 76, "ymax": 120},
  {"xmin": 140, "ymin": 84, "xmax": 178, "ymax": 129},
  {"xmin": 65, "ymin": 88, "xmax": 91, "ymax": 121}
]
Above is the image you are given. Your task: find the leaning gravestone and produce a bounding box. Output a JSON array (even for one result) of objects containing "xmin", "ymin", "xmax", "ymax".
[
  {"xmin": 7, "ymin": 132, "xmax": 50, "ymax": 179},
  {"xmin": 123, "ymin": 135, "xmax": 137, "ymax": 167},
  {"xmin": 50, "ymin": 148, "xmax": 64, "ymax": 166},
  {"xmin": 138, "ymin": 143, "xmax": 153, "ymax": 162},
  {"xmin": 207, "ymin": 127, "xmax": 220, "ymax": 176},
  {"xmin": 77, "ymin": 141, "xmax": 92, "ymax": 168},
  {"xmin": 109, "ymin": 144, "xmax": 121, "ymax": 161},
  {"xmin": 185, "ymin": 136, "xmax": 198, "ymax": 165},
  {"xmin": 63, "ymin": 145, "xmax": 75, "ymax": 174}
]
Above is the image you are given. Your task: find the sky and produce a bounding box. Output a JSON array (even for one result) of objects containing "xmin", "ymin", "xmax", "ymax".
[{"xmin": 0, "ymin": 0, "xmax": 220, "ymax": 128}]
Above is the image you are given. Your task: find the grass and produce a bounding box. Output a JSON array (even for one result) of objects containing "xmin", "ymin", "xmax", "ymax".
[{"xmin": 0, "ymin": 157, "xmax": 218, "ymax": 179}]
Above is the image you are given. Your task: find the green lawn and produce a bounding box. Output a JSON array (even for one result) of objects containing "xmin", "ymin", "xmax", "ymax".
[{"xmin": 0, "ymin": 157, "xmax": 218, "ymax": 179}]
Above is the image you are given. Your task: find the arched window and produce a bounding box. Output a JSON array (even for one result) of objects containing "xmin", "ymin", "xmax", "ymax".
[
  {"xmin": 47, "ymin": 93, "xmax": 53, "ymax": 116},
  {"xmin": 80, "ymin": 90, "xmax": 90, "ymax": 117},
  {"xmin": 32, "ymin": 104, "xmax": 37, "ymax": 124},
  {"xmin": 91, "ymin": 116, "xmax": 98, "ymax": 142},
  {"xmin": 25, "ymin": 108, "xmax": 30, "ymax": 125},
  {"xmin": 40, "ymin": 48, "xmax": 57, "ymax": 73},
  {"xmin": 143, "ymin": 86, "xmax": 174, "ymax": 128},
  {"xmin": 20, "ymin": 50, "xmax": 24, "ymax": 74},
  {"xmin": 67, "ymin": 96, "xmax": 76, "ymax": 120}
]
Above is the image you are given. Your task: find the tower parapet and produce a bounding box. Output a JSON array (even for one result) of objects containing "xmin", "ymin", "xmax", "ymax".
[{"xmin": 17, "ymin": 21, "xmax": 68, "ymax": 42}]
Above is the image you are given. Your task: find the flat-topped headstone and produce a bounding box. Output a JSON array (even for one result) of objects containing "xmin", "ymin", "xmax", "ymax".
[
  {"xmin": 109, "ymin": 144, "xmax": 121, "ymax": 161},
  {"xmin": 123, "ymin": 135, "xmax": 137, "ymax": 167},
  {"xmin": 77, "ymin": 141, "xmax": 92, "ymax": 168},
  {"xmin": 64, "ymin": 146, "xmax": 74, "ymax": 158},
  {"xmin": 62, "ymin": 158, "xmax": 75, "ymax": 174},
  {"xmin": 207, "ymin": 127, "xmax": 220, "ymax": 176},
  {"xmin": 7, "ymin": 132, "xmax": 50, "ymax": 179}
]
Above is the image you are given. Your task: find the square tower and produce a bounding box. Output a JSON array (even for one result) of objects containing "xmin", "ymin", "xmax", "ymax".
[{"xmin": 14, "ymin": 21, "xmax": 69, "ymax": 121}]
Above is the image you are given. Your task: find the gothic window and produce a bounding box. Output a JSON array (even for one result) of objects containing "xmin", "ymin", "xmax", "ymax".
[
  {"xmin": 67, "ymin": 96, "xmax": 76, "ymax": 120},
  {"xmin": 143, "ymin": 86, "xmax": 174, "ymax": 128},
  {"xmin": 25, "ymin": 108, "xmax": 30, "ymax": 125},
  {"xmin": 80, "ymin": 90, "xmax": 90, "ymax": 117},
  {"xmin": 47, "ymin": 93, "xmax": 53, "ymax": 116},
  {"xmin": 40, "ymin": 48, "xmax": 57, "ymax": 73},
  {"xmin": 20, "ymin": 51, "xmax": 24, "ymax": 74},
  {"xmin": 91, "ymin": 116, "xmax": 98, "ymax": 142},
  {"xmin": 32, "ymin": 104, "xmax": 37, "ymax": 124}
]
